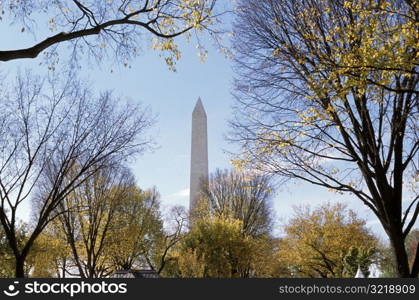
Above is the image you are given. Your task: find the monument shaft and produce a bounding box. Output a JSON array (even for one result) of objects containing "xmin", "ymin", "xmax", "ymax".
[{"xmin": 190, "ymin": 98, "xmax": 208, "ymax": 214}]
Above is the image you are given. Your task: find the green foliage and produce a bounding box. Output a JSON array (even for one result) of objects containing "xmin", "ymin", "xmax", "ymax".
[
  {"xmin": 277, "ymin": 202, "xmax": 378, "ymax": 278},
  {"xmin": 0, "ymin": 223, "xmax": 31, "ymax": 277},
  {"xmin": 343, "ymin": 246, "xmax": 377, "ymax": 277},
  {"xmin": 108, "ymin": 186, "xmax": 164, "ymax": 271},
  {"xmin": 169, "ymin": 214, "xmax": 276, "ymax": 278},
  {"xmin": 183, "ymin": 215, "xmax": 250, "ymax": 277},
  {"xmin": 27, "ymin": 229, "xmax": 70, "ymax": 278},
  {"xmin": 0, "ymin": 226, "xmax": 17, "ymax": 277}
]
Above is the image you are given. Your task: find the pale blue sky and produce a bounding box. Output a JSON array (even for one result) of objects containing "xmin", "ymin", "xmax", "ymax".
[{"xmin": 1, "ymin": 8, "xmax": 409, "ymax": 241}]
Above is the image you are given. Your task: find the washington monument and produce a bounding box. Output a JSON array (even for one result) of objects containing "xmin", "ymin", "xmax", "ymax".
[{"xmin": 189, "ymin": 98, "xmax": 208, "ymax": 214}]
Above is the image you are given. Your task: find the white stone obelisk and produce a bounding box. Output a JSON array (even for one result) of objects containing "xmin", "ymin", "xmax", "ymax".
[{"xmin": 189, "ymin": 98, "xmax": 208, "ymax": 215}]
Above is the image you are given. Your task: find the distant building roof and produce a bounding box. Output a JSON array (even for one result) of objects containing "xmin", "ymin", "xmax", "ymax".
[{"xmin": 110, "ymin": 269, "xmax": 160, "ymax": 278}]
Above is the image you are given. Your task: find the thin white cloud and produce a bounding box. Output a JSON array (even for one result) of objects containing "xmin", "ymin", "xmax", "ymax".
[
  {"xmin": 162, "ymin": 188, "xmax": 189, "ymax": 202},
  {"xmin": 163, "ymin": 188, "xmax": 190, "ymax": 207},
  {"xmin": 169, "ymin": 188, "xmax": 190, "ymax": 198}
]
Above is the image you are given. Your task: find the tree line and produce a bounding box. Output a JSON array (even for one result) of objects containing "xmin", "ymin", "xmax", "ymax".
[{"xmin": 2, "ymin": 166, "xmax": 417, "ymax": 278}]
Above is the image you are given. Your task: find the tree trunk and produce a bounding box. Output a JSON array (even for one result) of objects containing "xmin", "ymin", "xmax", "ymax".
[
  {"xmin": 388, "ymin": 229, "xmax": 411, "ymax": 277},
  {"xmin": 15, "ymin": 256, "xmax": 26, "ymax": 278}
]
